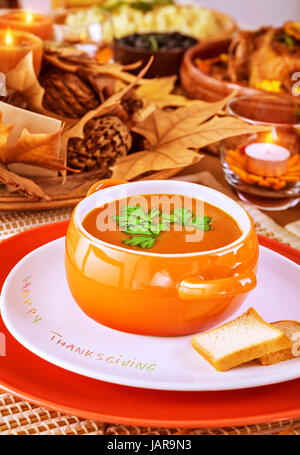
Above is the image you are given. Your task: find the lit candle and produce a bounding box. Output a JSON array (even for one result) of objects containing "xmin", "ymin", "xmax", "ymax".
[
  {"xmin": 245, "ymin": 143, "xmax": 291, "ymax": 178},
  {"xmin": 0, "ymin": 29, "xmax": 43, "ymax": 76},
  {"xmin": 0, "ymin": 11, "xmax": 53, "ymax": 40}
]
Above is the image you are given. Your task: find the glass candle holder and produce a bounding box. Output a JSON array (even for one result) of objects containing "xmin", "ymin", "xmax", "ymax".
[
  {"xmin": 221, "ymin": 95, "xmax": 300, "ymax": 210},
  {"xmin": 53, "ymin": 8, "xmax": 114, "ymax": 62}
]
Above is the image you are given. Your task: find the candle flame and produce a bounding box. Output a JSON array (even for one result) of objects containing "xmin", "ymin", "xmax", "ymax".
[
  {"xmin": 4, "ymin": 29, "xmax": 13, "ymax": 45},
  {"xmin": 25, "ymin": 11, "xmax": 33, "ymax": 24},
  {"xmin": 264, "ymin": 127, "xmax": 278, "ymax": 144}
]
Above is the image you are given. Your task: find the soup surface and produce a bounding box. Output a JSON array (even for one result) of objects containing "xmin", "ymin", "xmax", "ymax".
[{"xmin": 82, "ymin": 194, "xmax": 242, "ymax": 254}]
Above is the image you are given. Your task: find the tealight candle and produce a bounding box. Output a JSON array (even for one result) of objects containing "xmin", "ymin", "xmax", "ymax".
[
  {"xmin": 0, "ymin": 29, "xmax": 43, "ymax": 76},
  {"xmin": 245, "ymin": 143, "xmax": 291, "ymax": 178},
  {"xmin": 0, "ymin": 11, "xmax": 53, "ymax": 40}
]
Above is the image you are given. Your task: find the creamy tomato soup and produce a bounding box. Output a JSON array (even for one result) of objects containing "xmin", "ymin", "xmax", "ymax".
[{"xmin": 82, "ymin": 194, "xmax": 242, "ymax": 254}]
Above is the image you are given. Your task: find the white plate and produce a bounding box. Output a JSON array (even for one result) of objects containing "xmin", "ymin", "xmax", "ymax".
[{"xmin": 1, "ymin": 237, "xmax": 300, "ymax": 391}]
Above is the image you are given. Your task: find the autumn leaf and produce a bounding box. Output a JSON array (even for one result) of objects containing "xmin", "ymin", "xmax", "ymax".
[
  {"xmin": 0, "ymin": 119, "xmax": 13, "ymax": 146},
  {"xmin": 91, "ymin": 62, "xmax": 145, "ymax": 84},
  {"xmin": 5, "ymin": 52, "xmax": 73, "ymax": 125},
  {"xmin": 136, "ymin": 76, "xmax": 199, "ymax": 108},
  {"xmin": 113, "ymin": 151, "xmax": 197, "ymax": 184},
  {"xmin": 111, "ymin": 98, "xmax": 270, "ymax": 180},
  {"xmin": 132, "ymin": 94, "xmax": 236, "ymax": 146},
  {"xmin": 6, "ymin": 52, "xmax": 46, "ymax": 114},
  {"xmin": 0, "ymin": 164, "xmax": 49, "ymax": 200},
  {"xmin": 44, "ymin": 46, "xmax": 142, "ymax": 84},
  {"xmin": 0, "ymin": 113, "xmax": 66, "ymax": 171},
  {"xmin": 112, "ymin": 148, "xmax": 201, "ymax": 180}
]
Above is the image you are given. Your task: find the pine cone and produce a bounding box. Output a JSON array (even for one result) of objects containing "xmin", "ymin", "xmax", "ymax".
[
  {"xmin": 39, "ymin": 67, "xmax": 100, "ymax": 118},
  {"xmin": 67, "ymin": 115, "xmax": 132, "ymax": 173},
  {"xmin": 39, "ymin": 42, "xmax": 116, "ymax": 118}
]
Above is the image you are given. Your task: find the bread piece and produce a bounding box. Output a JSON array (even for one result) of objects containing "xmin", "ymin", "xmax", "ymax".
[
  {"xmin": 190, "ymin": 308, "xmax": 292, "ymax": 372},
  {"xmin": 257, "ymin": 320, "xmax": 300, "ymax": 365}
]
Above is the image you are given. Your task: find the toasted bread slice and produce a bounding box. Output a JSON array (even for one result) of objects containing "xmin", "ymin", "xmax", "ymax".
[
  {"xmin": 190, "ymin": 308, "xmax": 292, "ymax": 372},
  {"xmin": 257, "ymin": 320, "xmax": 300, "ymax": 365}
]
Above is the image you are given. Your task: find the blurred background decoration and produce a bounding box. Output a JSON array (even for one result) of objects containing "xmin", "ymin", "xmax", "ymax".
[{"xmin": 14, "ymin": 0, "xmax": 300, "ymax": 28}]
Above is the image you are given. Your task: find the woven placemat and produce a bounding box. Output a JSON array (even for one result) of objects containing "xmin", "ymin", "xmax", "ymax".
[
  {"xmin": 0, "ymin": 172, "xmax": 300, "ymax": 435},
  {"xmin": 0, "ymin": 393, "xmax": 299, "ymax": 435}
]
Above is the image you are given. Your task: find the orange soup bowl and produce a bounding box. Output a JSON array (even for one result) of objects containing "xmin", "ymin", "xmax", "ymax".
[{"xmin": 65, "ymin": 180, "xmax": 258, "ymax": 336}]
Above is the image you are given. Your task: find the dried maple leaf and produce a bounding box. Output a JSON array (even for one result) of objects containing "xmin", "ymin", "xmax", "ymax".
[
  {"xmin": 111, "ymin": 97, "xmax": 270, "ymax": 180},
  {"xmin": 112, "ymin": 147, "xmax": 201, "ymax": 181},
  {"xmin": 45, "ymin": 54, "xmax": 144, "ymax": 86},
  {"xmin": 0, "ymin": 164, "xmax": 49, "ymax": 200},
  {"xmin": 90, "ymin": 62, "xmax": 145, "ymax": 85},
  {"xmin": 43, "ymin": 43, "xmax": 142, "ymax": 84},
  {"xmin": 136, "ymin": 76, "xmax": 199, "ymax": 108},
  {"xmin": 0, "ymin": 113, "xmax": 66, "ymax": 172}
]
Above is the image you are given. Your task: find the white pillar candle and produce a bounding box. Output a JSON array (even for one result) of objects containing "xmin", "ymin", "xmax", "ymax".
[{"xmin": 245, "ymin": 143, "xmax": 291, "ymax": 178}]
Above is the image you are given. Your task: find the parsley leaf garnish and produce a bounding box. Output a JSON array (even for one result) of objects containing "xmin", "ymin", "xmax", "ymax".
[
  {"xmin": 191, "ymin": 216, "xmax": 212, "ymax": 231},
  {"xmin": 123, "ymin": 236, "xmax": 155, "ymax": 249},
  {"xmin": 130, "ymin": 206, "xmax": 148, "ymax": 220},
  {"xmin": 112, "ymin": 204, "xmax": 213, "ymax": 249},
  {"xmin": 172, "ymin": 207, "xmax": 193, "ymax": 225},
  {"xmin": 148, "ymin": 208, "xmax": 161, "ymax": 219},
  {"xmin": 122, "ymin": 224, "xmax": 153, "ymax": 236},
  {"xmin": 161, "ymin": 213, "xmax": 175, "ymax": 223}
]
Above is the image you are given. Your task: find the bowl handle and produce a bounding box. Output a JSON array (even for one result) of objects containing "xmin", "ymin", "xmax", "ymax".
[
  {"xmin": 86, "ymin": 179, "xmax": 128, "ymax": 196},
  {"xmin": 177, "ymin": 270, "xmax": 257, "ymax": 302}
]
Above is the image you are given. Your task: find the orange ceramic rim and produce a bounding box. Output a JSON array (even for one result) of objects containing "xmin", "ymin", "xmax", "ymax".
[{"xmin": 0, "ymin": 220, "xmax": 300, "ymax": 428}]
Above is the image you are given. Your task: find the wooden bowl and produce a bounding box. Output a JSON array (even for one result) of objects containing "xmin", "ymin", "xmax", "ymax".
[
  {"xmin": 114, "ymin": 34, "xmax": 198, "ymax": 78},
  {"xmin": 180, "ymin": 39, "xmax": 263, "ymax": 102},
  {"xmin": 180, "ymin": 39, "xmax": 300, "ymax": 103},
  {"xmin": 113, "ymin": 7, "xmax": 237, "ymax": 78}
]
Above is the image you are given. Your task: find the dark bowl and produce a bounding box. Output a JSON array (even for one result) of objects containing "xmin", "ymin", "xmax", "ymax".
[
  {"xmin": 114, "ymin": 33, "xmax": 198, "ymax": 78},
  {"xmin": 180, "ymin": 39, "xmax": 300, "ymax": 103}
]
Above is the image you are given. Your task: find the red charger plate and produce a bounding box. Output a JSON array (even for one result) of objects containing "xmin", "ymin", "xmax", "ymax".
[{"xmin": 0, "ymin": 220, "xmax": 300, "ymax": 428}]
